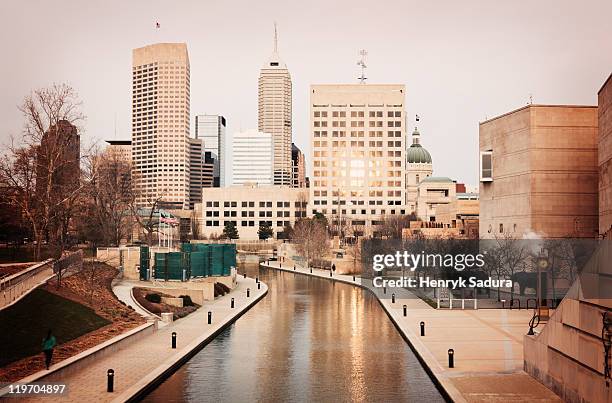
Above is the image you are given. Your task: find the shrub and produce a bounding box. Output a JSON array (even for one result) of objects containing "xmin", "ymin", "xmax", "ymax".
[
  {"xmin": 145, "ymin": 293, "xmax": 161, "ymax": 303},
  {"xmin": 179, "ymin": 295, "xmax": 194, "ymax": 306}
]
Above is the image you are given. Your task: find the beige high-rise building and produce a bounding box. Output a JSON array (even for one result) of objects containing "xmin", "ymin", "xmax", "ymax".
[
  {"xmin": 258, "ymin": 25, "xmax": 292, "ymax": 186},
  {"xmin": 309, "ymin": 84, "xmax": 407, "ymax": 236},
  {"xmin": 479, "ymin": 104, "xmax": 598, "ymax": 239},
  {"xmin": 132, "ymin": 43, "xmax": 191, "ymax": 210}
]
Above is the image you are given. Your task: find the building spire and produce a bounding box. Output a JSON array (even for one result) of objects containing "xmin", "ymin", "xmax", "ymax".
[{"xmin": 274, "ymin": 22, "xmax": 278, "ymax": 53}]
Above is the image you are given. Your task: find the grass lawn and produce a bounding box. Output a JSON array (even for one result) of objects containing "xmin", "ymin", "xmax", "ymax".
[{"xmin": 0, "ymin": 288, "xmax": 110, "ymax": 367}]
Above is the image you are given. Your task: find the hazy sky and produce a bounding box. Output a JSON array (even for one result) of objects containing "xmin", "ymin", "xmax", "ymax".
[{"xmin": 1, "ymin": 0, "xmax": 611, "ymax": 185}]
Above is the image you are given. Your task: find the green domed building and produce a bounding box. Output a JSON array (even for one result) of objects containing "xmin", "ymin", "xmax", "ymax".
[{"xmin": 406, "ymin": 127, "xmax": 433, "ymax": 212}]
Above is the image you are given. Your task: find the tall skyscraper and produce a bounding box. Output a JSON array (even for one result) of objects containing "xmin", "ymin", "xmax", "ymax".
[
  {"xmin": 309, "ymin": 84, "xmax": 407, "ymax": 236},
  {"xmin": 232, "ymin": 130, "xmax": 274, "ymax": 186},
  {"xmin": 132, "ymin": 43, "xmax": 191, "ymax": 210},
  {"xmin": 258, "ymin": 24, "xmax": 292, "ymax": 186},
  {"xmin": 195, "ymin": 114, "xmax": 226, "ymax": 187}
]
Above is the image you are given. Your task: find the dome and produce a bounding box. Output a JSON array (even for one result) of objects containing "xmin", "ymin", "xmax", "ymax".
[
  {"xmin": 407, "ymin": 126, "xmax": 432, "ymax": 164},
  {"xmin": 407, "ymin": 143, "xmax": 432, "ymax": 164}
]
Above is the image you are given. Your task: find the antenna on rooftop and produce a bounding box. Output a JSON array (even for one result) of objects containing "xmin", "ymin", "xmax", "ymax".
[{"xmin": 357, "ymin": 49, "xmax": 368, "ymax": 84}]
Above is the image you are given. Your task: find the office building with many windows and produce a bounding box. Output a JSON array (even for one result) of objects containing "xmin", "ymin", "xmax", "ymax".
[
  {"xmin": 131, "ymin": 43, "xmax": 191, "ymax": 210},
  {"xmin": 195, "ymin": 114, "xmax": 226, "ymax": 186},
  {"xmin": 232, "ymin": 130, "xmax": 274, "ymax": 186},
  {"xmin": 258, "ymin": 26, "xmax": 292, "ymax": 186},
  {"xmin": 309, "ymin": 84, "xmax": 407, "ymax": 235},
  {"xmin": 196, "ymin": 184, "xmax": 308, "ymax": 240}
]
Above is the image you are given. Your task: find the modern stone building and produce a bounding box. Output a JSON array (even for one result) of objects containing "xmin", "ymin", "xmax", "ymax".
[
  {"xmin": 309, "ymin": 84, "xmax": 407, "ymax": 234},
  {"xmin": 479, "ymin": 105, "xmax": 599, "ymax": 239},
  {"xmin": 195, "ymin": 114, "xmax": 226, "ymax": 187},
  {"xmin": 406, "ymin": 126, "xmax": 433, "ymax": 212},
  {"xmin": 599, "ymin": 73, "xmax": 612, "ymax": 238},
  {"xmin": 258, "ymin": 25, "xmax": 292, "ymax": 186},
  {"xmin": 196, "ymin": 184, "xmax": 308, "ymax": 240},
  {"xmin": 291, "ymin": 143, "xmax": 306, "ymax": 188},
  {"xmin": 232, "ymin": 130, "xmax": 274, "ymax": 186},
  {"xmin": 132, "ymin": 43, "xmax": 191, "ymax": 210},
  {"xmin": 415, "ymin": 176, "xmax": 456, "ymax": 221}
]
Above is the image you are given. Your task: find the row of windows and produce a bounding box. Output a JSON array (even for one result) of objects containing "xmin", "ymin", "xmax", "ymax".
[
  {"xmin": 313, "ymin": 111, "xmax": 402, "ymax": 118},
  {"xmin": 313, "ymin": 130, "xmax": 402, "ymax": 138},
  {"xmin": 205, "ymin": 220, "xmax": 291, "ymax": 227},
  {"xmin": 313, "ymin": 140, "xmax": 403, "ymax": 148},
  {"xmin": 313, "ymin": 150, "xmax": 403, "ymax": 158},
  {"xmin": 313, "ymin": 121, "xmax": 402, "ymax": 128},
  {"xmin": 205, "ymin": 201, "xmax": 307, "ymax": 208}
]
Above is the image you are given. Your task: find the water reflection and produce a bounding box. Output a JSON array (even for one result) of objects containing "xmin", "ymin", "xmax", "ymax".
[{"xmin": 143, "ymin": 265, "xmax": 444, "ymax": 403}]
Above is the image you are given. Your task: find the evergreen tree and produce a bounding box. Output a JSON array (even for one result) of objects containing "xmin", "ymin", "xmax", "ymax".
[
  {"xmin": 222, "ymin": 221, "xmax": 239, "ymax": 239},
  {"xmin": 258, "ymin": 221, "xmax": 274, "ymax": 240}
]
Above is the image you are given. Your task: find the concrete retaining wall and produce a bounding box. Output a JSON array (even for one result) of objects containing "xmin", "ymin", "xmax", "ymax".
[{"xmin": 0, "ymin": 322, "xmax": 156, "ymax": 397}]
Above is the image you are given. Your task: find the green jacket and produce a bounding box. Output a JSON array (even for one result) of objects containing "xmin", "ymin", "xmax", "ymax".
[{"xmin": 42, "ymin": 336, "xmax": 56, "ymax": 351}]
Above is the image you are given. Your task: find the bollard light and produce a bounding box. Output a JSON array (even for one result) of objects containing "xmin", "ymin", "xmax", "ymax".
[
  {"xmin": 403, "ymin": 304, "xmax": 407, "ymax": 317},
  {"xmin": 310, "ymin": 268, "xmax": 312, "ymax": 273},
  {"xmin": 392, "ymin": 293, "xmax": 396, "ymax": 304},
  {"xmin": 208, "ymin": 311, "xmax": 212, "ymax": 324},
  {"xmin": 243, "ymin": 273, "xmax": 247, "ymax": 279},
  {"xmin": 231, "ymin": 298, "xmax": 235, "ymax": 309},
  {"xmin": 256, "ymin": 277, "xmax": 259, "ymax": 283},
  {"xmin": 420, "ymin": 321, "xmax": 425, "ymax": 336},
  {"xmin": 107, "ymin": 369, "xmax": 114, "ymax": 393},
  {"xmin": 258, "ymin": 282, "xmax": 261, "ymax": 290},
  {"xmin": 294, "ymin": 265, "xmax": 296, "ymax": 271},
  {"xmin": 383, "ymin": 286, "xmax": 386, "ymax": 294},
  {"xmin": 448, "ymin": 349, "xmax": 455, "ymax": 368},
  {"xmin": 247, "ymin": 288, "xmax": 250, "ymax": 298},
  {"xmin": 353, "ymin": 275, "xmax": 356, "ymax": 281},
  {"xmin": 171, "ymin": 332, "xmax": 177, "ymax": 349},
  {"xmin": 329, "ymin": 271, "xmax": 332, "ymax": 277}
]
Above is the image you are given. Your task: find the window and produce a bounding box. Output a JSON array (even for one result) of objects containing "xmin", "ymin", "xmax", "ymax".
[
  {"xmin": 480, "ymin": 151, "xmax": 493, "ymax": 182},
  {"xmin": 499, "ymin": 223, "xmax": 504, "ymax": 233}
]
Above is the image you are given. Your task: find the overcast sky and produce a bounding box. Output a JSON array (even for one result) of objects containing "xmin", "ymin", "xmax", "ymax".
[{"xmin": 1, "ymin": 0, "xmax": 610, "ymax": 186}]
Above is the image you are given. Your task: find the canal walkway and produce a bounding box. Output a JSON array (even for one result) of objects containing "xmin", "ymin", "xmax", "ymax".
[
  {"xmin": 16, "ymin": 276, "xmax": 267, "ymax": 403},
  {"xmin": 261, "ymin": 261, "xmax": 561, "ymax": 403}
]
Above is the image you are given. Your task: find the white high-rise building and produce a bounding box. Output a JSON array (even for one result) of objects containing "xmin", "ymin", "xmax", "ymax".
[
  {"xmin": 309, "ymin": 84, "xmax": 407, "ymax": 236},
  {"xmin": 132, "ymin": 43, "xmax": 191, "ymax": 210},
  {"xmin": 258, "ymin": 24, "xmax": 292, "ymax": 186},
  {"xmin": 195, "ymin": 114, "xmax": 226, "ymax": 187},
  {"xmin": 232, "ymin": 130, "xmax": 274, "ymax": 186}
]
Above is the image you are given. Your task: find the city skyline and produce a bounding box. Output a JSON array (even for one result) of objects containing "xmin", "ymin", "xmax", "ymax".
[{"xmin": 1, "ymin": 0, "xmax": 611, "ymax": 186}]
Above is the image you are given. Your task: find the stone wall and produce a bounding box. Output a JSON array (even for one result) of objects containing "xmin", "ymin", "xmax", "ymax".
[
  {"xmin": 599, "ymin": 74, "xmax": 612, "ymax": 237},
  {"xmin": 523, "ymin": 243, "xmax": 612, "ymax": 402}
]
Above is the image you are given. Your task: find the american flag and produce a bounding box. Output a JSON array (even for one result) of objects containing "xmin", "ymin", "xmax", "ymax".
[{"xmin": 156, "ymin": 22, "xmax": 160, "ymax": 29}]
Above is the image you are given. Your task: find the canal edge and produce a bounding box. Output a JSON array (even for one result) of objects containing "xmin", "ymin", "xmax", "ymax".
[
  {"xmin": 115, "ymin": 278, "xmax": 269, "ymax": 403},
  {"xmin": 260, "ymin": 262, "xmax": 463, "ymax": 403}
]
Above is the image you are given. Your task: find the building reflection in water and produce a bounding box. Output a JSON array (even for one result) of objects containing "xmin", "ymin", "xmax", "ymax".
[{"xmin": 143, "ymin": 264, "xmax": 443, "ymax": 403}]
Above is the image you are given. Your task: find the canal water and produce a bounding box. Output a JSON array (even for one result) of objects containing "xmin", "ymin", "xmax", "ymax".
[{"xmin": 143, "ymin": 266, "xmax": 445, "ymax": 402}]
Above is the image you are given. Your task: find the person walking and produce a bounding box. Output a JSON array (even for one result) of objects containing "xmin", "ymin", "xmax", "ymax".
[
  {"xmin": 332, "ymin": 264, "xmax": 336, "ymax": 272},
  {"xmin": 42, "ymin": 329, "xmax": 56, "ymax": 370}
]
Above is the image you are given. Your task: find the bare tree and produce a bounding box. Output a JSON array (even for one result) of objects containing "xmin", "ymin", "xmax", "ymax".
[
  {"xmin": 379, "ymin": 214, "xmax": 415, "ymax": 240},
  {"xmin": 496, "ymin": 232, "xmax": 529, "ymax": 303},
  {"xmin": 292, "ymin": 218, "xmax": 329, "ymax": 267},
  {"xmin": 0, "ymin": 84, "xmax": 86, "ymax": 260},
  {"xmin": 79, "ymin": 148, "xmax": 132, "ymax": 246}
]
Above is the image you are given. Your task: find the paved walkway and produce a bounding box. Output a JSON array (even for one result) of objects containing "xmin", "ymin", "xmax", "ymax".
[
  {"xmin": 111, "ymin": 280, "xmax": 155, "ymax": 318},
  {"xmin": 19, "ymin": 276, "xmax": 267, "ymax": 402},
  {"xmin": 262, "ymin": 261, "xmax": 561, "ymax": 403}
]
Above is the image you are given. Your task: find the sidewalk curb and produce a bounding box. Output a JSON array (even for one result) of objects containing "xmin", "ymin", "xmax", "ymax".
[{"xmin": 115, "ymin": 280, "xmax": 268, "ymax": 403}]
